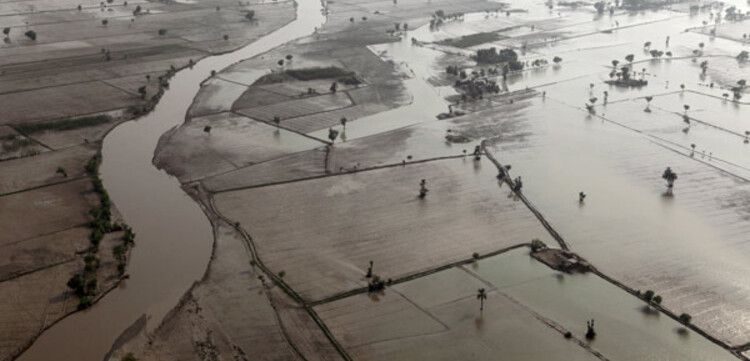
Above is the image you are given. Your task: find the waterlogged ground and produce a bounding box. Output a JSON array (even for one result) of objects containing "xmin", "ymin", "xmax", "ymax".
[{"xmin": 79, "ymin": 0, "xmax": 750, "ymax": 359}]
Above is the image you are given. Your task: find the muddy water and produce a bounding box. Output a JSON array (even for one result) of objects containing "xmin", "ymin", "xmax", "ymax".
[
  {"xmin": 471, "ymin": 249, "xmax": 737, "ymax": 361},
  {"xmin": 18, "ymin": 1, "xmax": 326, "ymax": 360},
  {"xmin": 313, "ymin": 4, "xmax": 748, "ymax": 358}
]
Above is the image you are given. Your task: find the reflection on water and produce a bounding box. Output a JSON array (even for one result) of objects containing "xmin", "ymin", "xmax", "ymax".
[{"xmin": 18, "ymin": 1, "xmax": 326, "ymax": 360}]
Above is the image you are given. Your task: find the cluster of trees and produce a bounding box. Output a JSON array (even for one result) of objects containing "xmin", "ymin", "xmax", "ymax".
[
  {"xmin": 456, "ymin": 78, "xmax": 500, "ymax": 100},
  {"xmin": 68, "ymin": 153, "xmax": 134, "ymax": 309},
  {"xmin": 476, "ymin": 47, "xmax": 516, "ymax": 64},
  {"xmin": 429, "ymin": 9, "xmax": 465, "ymax": 28}
]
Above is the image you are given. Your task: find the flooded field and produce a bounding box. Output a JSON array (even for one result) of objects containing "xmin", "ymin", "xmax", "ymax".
[
  {"xmin": 14, "ymin": 0, "xmax": 326, "ymax": 359},
  {"xmin": 317, "ymin": 248, "xmax": 737, "ymax": 360},
  {"xmin": 5, "ymin": 0, "xmax": 750, "ymax": 358}
]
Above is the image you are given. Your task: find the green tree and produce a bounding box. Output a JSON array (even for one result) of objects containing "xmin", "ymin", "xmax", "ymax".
[
  {"xmin": 203, "ymin": 125, "xmax": 211, "ymax": 134},
  {"xmin": 3, "ymin": 27, "xmax": 10, "ymax": 38},
  {"xmin": 137, "ymin": 85, "xmax": 147, "ymax": 99},
  {"xmin": 56, "ymin": 166, "xmax": 67, "ymax": 178},
  {"xmin": 679, "ymin": 313, "xmax": 692, "ymax": 323},
  {"xmin": 24, "ymin": 30, "xmax": 37, "ymax": 40}
]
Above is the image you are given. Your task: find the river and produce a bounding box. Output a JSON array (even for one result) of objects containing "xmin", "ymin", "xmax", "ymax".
[{"xmin": 17, "ymin": 0, "xmax": 326, "ymax": 360}]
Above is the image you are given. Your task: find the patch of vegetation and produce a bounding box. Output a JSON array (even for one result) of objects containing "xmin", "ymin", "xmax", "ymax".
[
  {"xmin": 679, "ymin": 313, "xmax": 692, "ymax": 323},
  {"xmin": 67, "ymin": 154, "xmax": 135, "ymax": 309},
  {"xmin": 530, "ymin": 239, "xmax": 547, "ymax": 252},
  {"xmin": 473, "ymin": 47, "xmax": 524, "ymax": 72},
  {"xmin": 643, "ymin": 289, "xmax": 655, "ymax": 301},
  {"xmin": 1, "ymin": 136, "xmax": 33, "ymax": 152},
  {"xmin": 286, "ymin": 66, "xmax": 356, "ymax": 81},
  {"xmin": 13, "ymin": 115, "xmax": 111, "ymax": 134},
  {"xmin": 122, "ymin": 354, "xmax": 139, "ymax": 361},
  {"xmin": 437, "ymin": 32, "xmax": 503, "ymax": 48}
]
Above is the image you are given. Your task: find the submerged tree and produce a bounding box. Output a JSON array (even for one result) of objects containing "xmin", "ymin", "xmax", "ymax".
[
  {"xmin": 328, "ymin": 127, "xmax": 339, "ymax": 144},
  {"xmin": 477, "ymin": 288, "xmax": 487, "ymax": 312},
  {"xmin": 662, "ymin": 167, "xmax": 677, "ymax": 192}
]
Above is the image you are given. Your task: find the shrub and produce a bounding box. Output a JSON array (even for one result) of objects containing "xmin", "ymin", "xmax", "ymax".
[
  {"xmin": 679, "ymin": 313, "xmax": 692, "ymax": 323},
  {"xmin": 67, "ymin": 274, "xmax": 85, "ymax": 294},
  {"xmin": 530, "ymin": 239, "xmax": 547, "ymax": 252},
  {"xmin": 78, "ymin": 296, "xmax": 93, "ymax": 310}
]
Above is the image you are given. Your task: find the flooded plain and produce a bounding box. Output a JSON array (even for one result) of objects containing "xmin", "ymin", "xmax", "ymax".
[
  {"xmin": 17, "ymin": 0, "xmax": 326, "ymax": 360},
  {"xmin": 13, "ymin": 0, "xmax": 750, "ymax": 358}
]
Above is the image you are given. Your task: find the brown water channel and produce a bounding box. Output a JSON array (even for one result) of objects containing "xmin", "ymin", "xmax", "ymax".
[{"xmin": 18, "ymin": 1, "xmax": 326, "ymax": 360}]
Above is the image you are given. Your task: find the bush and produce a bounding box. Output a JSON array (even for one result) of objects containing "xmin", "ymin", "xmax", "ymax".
[
  {"xmin": 530, "ymin": 239, "xmax": 547, "ymax": 252},
  {"xmin": 679, "ymin": 313, "xmax": 692, "ymax": 323},
  {"xmin": 67, "ymin": 274, "xmax": 85, "ymax": 294},
  {"xmin": 78, "ymin": 296, "xmax": 93, "ymax": 310}
]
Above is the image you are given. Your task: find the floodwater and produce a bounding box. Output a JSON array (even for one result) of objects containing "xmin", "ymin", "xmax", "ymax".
[
  {"xmin": 470, "ymin": 249, "xmax": 737, "ymax": 361},
  {"xmin": 313, "ymin": 0, "xmax": 750, "ymax": 352},
  {"xmin": 16, "ymin": 0, "xmax": 749, "ymax": 358},
  {"xmin": 17, "ymin": 0, "xmax": 326, "ymax": 360}
]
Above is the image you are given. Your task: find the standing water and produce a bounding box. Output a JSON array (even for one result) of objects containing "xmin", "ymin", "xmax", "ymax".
[{"xmin": 18, "ymin": 1, "xmax": 326, "ymax": 360}]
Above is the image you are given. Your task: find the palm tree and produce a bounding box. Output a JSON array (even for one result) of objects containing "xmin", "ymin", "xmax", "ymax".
[
  {"xmin": 625, "ymin": 54, "xmax": 634, "ymax": 64},
  {"xmin": 683, "ymin": 104, "xmax": 690, "ymax": 114},
  {"xmin": 744, "ymin": 131, "xmax": 749, "ymax": 144},
  {"xmin": 643, "ymin": 41, "xmax": 651, "ymax": 50},
  {"xmin": 340, "ymin": 117, "xmax": 347, "ymax": 129},
  {"xmin": 680, "ymin": 83, "xmax": 685, "ymax": 92},
  {"xmin": 662, "ymin": 167, "xmax": 677, "ymax": 188},
  {"xmin": 644, "ymin": 96, "xmax": 653, "ymax": 112},
  {"xmin": 477, "ymin": 288, "xmax": 487, "ymax": 312},
  {"xmin": 273, "ymin": 116, "xmax": 281, "ymax": 128},
  {"xmin": 611, "ymin": 59, "xmax": 619, "ymax": 69}
]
